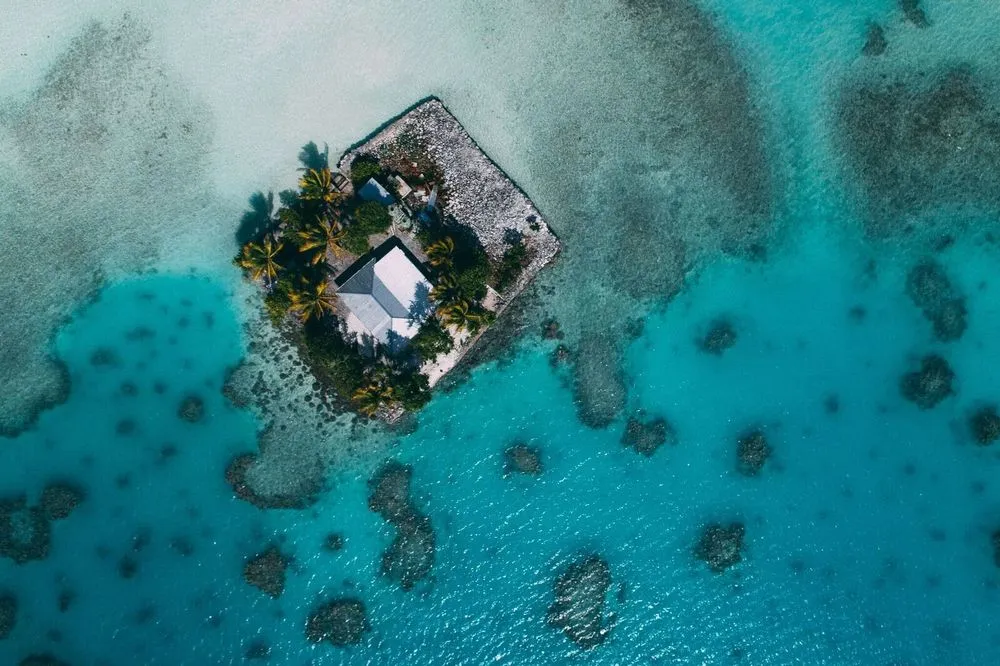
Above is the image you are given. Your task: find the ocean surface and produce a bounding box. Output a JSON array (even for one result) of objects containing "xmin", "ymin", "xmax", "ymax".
[{"xmin": 3, "ymin": 0, "xmax": 1000, "ymax": 664}]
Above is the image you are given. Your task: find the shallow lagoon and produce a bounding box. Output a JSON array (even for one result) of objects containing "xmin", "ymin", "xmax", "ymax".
[
  {"xmin": 3, "ymin": 0, "xmax": 1000, "ymax": 664},
  {"xmin": 2, "ymin": 221, "xmax": 1000, "ymax": 664}
]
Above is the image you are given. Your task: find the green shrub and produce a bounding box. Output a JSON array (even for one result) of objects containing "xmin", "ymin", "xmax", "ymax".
[
  {"xmin": 263, "ymin": 278, "xmax": 294, "ymax": 326},
  {"xmin": 350, "ymin": 155, "xmax": 382, "ymax": 185},
  {"xmin": 411, "ymin": 317, "xmax": 454, "ymax": 362},
  {"xmin": 300, "ymin": 324, "xmax": 367, "ymax": 400},
  {"xmin": 391, "ymin": 371, "xmax": 431, "ymax": 411},
  {"xmin": 456, "ymin": 261, "xmax": 491, "ymax": 301},
  {"xmin": 342, "ymin": 224, "xmax": 372, "ymax": 255},
  {"xmin": 353, "ymin": 201, "xmax": 392, "ymax": 235},
  {"xmin": 493, "ymin": 240, "xmax": 530, "ymax": 292}
]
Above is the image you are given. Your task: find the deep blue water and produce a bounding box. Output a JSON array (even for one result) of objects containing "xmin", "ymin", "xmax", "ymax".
[{"xmin": 3, "ymin": 222, "xmax": 1000, "ymax": 664}]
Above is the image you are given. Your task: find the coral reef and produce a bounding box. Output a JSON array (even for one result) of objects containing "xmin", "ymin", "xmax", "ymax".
[
  {"xmin": 837, "ymin": 68, "xmax": 1000, "ymax": 236},
  {"xmin": 862, "ymin": 24, "xmax": 887, "ymax": 57},
  {"xmin": 0, "ymin": 496, "xmax": 52, "ymax": 564},
  {"xmin": 19, "ymin": 655, "xmax": 70, "ymax": 666},
  {"xmin": 698, "ymin": 319, "xmax": 738, "ymax": 355},
  {"xmin": 547, "ymin": 554, "xmax": 613, "ymax": 649},
  {"xmin": 503, "ymin": 443, "xmax": 543, "ymax": 476},
  {"xmin": 900, "ymin": 354, "xmax": 955, "ymax": 409},
  {"xmin": 305, "ymin": 598, "xmax": 369, "ymax": 646},
  {"xmin": 573, "ymin": 333, "xmax": 627, "ymax": 429},
  {"xmin": 905, "ymin": 260, "xmax": 967, "ymax": 342},
  {"xmin": 970, "ymin": 406, "xmax": 1000, "ymax": 446},
  {"xmin": 899, "ymin": 0, "xmax": 929, "ymax": 28},
  {"xmin": 622, "ymin": 413, "xmax": 675, "ymax": 457},
  {"xmin": 38, "ymin": 484, "xmax": 84, "ymax": 521},
  {"xmin": 695, "ymin": 522, "xmax": 745, "ymax": 573},
  {"xmin": 178, "ymin": 395, "xmax": 205, "ymax": 423},
  {"xmin": 0, "ymin": 593, "xmax": 16, "ymax": 639},
  {"xmin": 225, "ymin": 453, "xmax": 319, "ymax": 510},
  {"xmin": 736, "ymin": 430, "xmax": 771, "ymax": 476},
  {"xmin": 324, "ymin": 533, "xmax": 345, "ymax": 552},
  {"xmin": 367, "ymin": 462, "xmax": 436, "ymax": 590},
  {"xmin": 243, "ymin": 545, "xmax": 289, "ymax": 598}
]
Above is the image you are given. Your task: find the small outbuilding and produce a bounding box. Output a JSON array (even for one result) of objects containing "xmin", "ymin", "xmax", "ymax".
[{"xmin": 357, "ymin": 178, "xmax": 395, "ymax": 206}]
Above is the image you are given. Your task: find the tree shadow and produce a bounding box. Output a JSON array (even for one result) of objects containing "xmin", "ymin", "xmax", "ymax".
[
  {"xmin": 298, "ymin": 141, "xmax": 329, "ymax": 171},
  {"xmin": 235, "ymin": 191, "xmax": 278, "ymax": 245}
]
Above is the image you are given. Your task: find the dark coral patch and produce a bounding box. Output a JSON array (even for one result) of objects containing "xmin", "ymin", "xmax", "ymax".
[
  {"xmin": 19, "ymin": 655, "xmax": 70, "ymax": 666},
  {"xmin": 225, "ymin": 453, "xmax": 318, "ymax": 510},
  {"xmin": 900, "ymin": 354, "xmax": 955, "ymax": 409},
  {"xmin": 177, "ymin": 395, "xmax": 205, "ymax": 423},
  {"xmin": 736, "ymin": 430, "xmax": 771, "ymax": 476},
  {"xmin": 622, "ymin": 413, "xmax": 675, "ymax": 457},
  {"xmin": 243, "ymin": 545, "xmax": 289, "ymax": 598},
  {"xmin": 0, "ymin": 593, "xmax": 16, "ymax": 639},
  {"xmin": 38, "ymin": 484, "xmax": 84, "ymax": 521},
  {"xmin": 323, "ymin": 533, "xmax": 345, "ymax": 552},
  {"xmin": 547, "ymin": 554, "xmax": 613, "ymax": 649},
  {"xmin": 695, "ymin": 522, "xmax": 745, "ymax": 573},
  {"xmin": 367, "ymin": 462, "xmax": 436, "ymax": 590},
  {"xmin": 0, "ymin": 496, "xmax": 51, "ymax": 564},
  {"xmin": 862, "ymin": 23, "xmax": 887, "ymax": 57},
  {"xmin": 970, "ymin": 406, "xmax": 1000, "ymax": 446},
  {"xmin": 899, "ymin": 0, "xmax": 929, "ymax": 27},
  {"xmin": 906, "ymin": 260, "xmax": 967, "ymax": 342},
  {"xmin": 503, "ymin": 442, "xmax": 543, "ymax": 476},
  {"xmin": 305, "ymin": 598, "xmax": 369, "ymax": 646},
  {"xmin": 697, "ymin": 319, "xmax": 737, "ymax": 356}
]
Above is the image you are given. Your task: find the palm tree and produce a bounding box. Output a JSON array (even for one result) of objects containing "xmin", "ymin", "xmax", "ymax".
[
  {"xmin": 439, "ymin": 301, "xmax": 489, "ymax": 333},
  {"xmin": 296, "ymin": 217, "xmax": 349, "ymax": 264},
  {"xmin": 430, "ymin": 274, "xmax": 467, "ymax": 309},
  {"xmin": 351, "ymin": 367, "xmax": 395, "ymax": 417},
  {"xmin": 298, "ymin": 167, "xmax": 342, "ymax": 205},
  {"xmin": 288, "ymin": 280, "xmax": 337, "ymax": 322},
  {"xmin": 425, "ymin": 236, "xmax": 455, "ymax": 269},
  {"xmin": 234, "ymin": 236, "xmax": 284, "ymax": 284}
]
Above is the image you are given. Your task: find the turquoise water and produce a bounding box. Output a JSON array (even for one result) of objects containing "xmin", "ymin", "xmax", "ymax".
[
  {"xmin": 3, "ymin": 222, "xmax": 1000, "ymax": 664},
  {"xmin": 4, "ymin": 0, "xmax": 1000, "ymax": 664}
]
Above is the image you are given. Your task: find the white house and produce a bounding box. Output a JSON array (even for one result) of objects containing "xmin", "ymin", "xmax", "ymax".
[{"xmin": 335, "ymin": 238, "xmax": 432, "ymax": 347}]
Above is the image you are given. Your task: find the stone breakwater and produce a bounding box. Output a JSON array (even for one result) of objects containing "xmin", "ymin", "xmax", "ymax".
[{"xmin": 337, "ymin": 98, "xmax": 560, "ymax": 297}]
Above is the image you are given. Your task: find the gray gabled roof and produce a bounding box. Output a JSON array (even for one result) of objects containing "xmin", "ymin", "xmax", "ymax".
[{"xmin": 336, "ymin": 246, "xmax": 431, "ymax": 343}]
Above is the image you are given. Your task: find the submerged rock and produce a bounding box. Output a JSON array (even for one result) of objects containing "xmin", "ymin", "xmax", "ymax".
[
  {"xmin": 305, "ymin": 598, "xmax": 369, "ymax": 646},
  {"xmin": 547, "ymin": 554, "xmax": 613, "ymax": 649},
  {"xmin": 906, "ymin": 260, "xmax": 967, "ymax": 342},
  {"xmin": 622, "ymin": 413, "xmax": 675, "ymax": 457},
  {"xmin": 177, "ymin": 395, "xmax": 205, "ymax": 423},
  {"xmin": 541, "ymin": 319, "xmax": 563, "ymax": 340},
  {"xmin": 698, "ymin": 319, "xmax": 737, "ymax": 355},
  {"xmin": 695, "ymin": 522, "xmax": 745, "ymax": 573},
  {"xmin": 367, "ymin": 462, "xmax": 436, "ymax": 590},
  {"xmin": 324, "ymin": 533, "xmax": 345, "ymax": 552},
  {"xmin": 736, "ymin": 430, "xmax": 771, "ymax": 476},
  {"xmin": 243, "ymin": 545, "xmax": 289, "ymax": 598},
  {"xmin": 382, "ymin": 514, "xmax": 436, "ymax": 591},
  {"xmin": 0, "ymin": 593, "xmax": 16, "ymax": 639},
  {"xmin": 900, "ymin": 354, "xmax": 955, "ymax": 409},
  {"xmin": 862, "ymin": 23, "xmax": 888, "ymax": 57},
  {"xmin": 245, "ymin": 641, "xmax": 270, "ymax": 660},
  {"xmin": 38, "ymin": 484, "xmax": 84, "ymax": 521},
  {"xmin": 19, "ymin": 655, "xmax": 69, "ymax": 666},
  {"xmin": 573, "ymin": 333, "xmax": 626, "ymax": 429},
  {"xmin": 0, "ymin": 496, "xmax": 51, "ymax": 564},
  {"xmin": 550, "ymin": 344, "xmax": 572, "ymax": 367},
  {"xmin": 225, "ymin": 453, "xmax": 318, "ymax": 510},
  {"xmin": 503, "ymin": 442, "xmax": 543, "ymax": 476},
  {"xmin": 899, "ymin": 0, "xmax": 929, "ymax": 28},
  {"xmin": 970, "ymin": 406, "xmax": 1000, "ymax": 446},
  {"xmin": 837, "ymin": 68, "xmax": 1000, "ymax": 236},
  {"xmin": 367, "ymin": 462, "xmax": 414, "ymax": 523}
]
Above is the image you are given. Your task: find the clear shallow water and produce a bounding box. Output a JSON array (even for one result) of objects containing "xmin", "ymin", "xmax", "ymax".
[
  {"xmin": 3, "ymin": 0, "xmax": 1000, "ymax": 664},
  {"xmin": 3, "ymin": 224, "xmax": 1000, "ymax": 664}
]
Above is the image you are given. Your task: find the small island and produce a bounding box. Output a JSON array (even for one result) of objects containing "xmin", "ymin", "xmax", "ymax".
[{"xmin": 234, "ymin": 98, "xmax": 559, "ymax": 419}]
